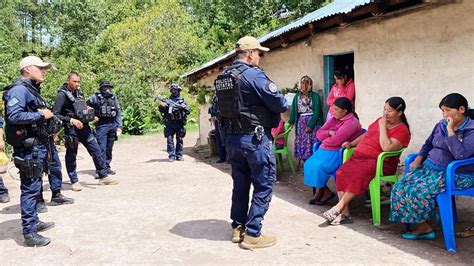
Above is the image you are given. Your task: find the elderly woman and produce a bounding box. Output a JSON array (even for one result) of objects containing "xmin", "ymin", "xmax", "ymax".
[
  {"xmin": 390, "ymin": 93, "xmax": 474, "ymax": 240},
  {"xmin": 326, "ymin": 69, "xmax": 355, "ymax": 120},
  {"xmin": 323, "ymin": 97, "xmax": 411, "ymax": 225},
  {"xmin": 304, "ymin": 97, "xmax": 362, "ymax": 205},
  {"xmin": 288, "ymin": 75, "xmax": 323, "ymax": 161}
]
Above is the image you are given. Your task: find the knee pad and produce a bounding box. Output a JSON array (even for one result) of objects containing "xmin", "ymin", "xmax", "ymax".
[{"xmin": 178, "ymin": 127, "xmax": 186, "ymax": 138}]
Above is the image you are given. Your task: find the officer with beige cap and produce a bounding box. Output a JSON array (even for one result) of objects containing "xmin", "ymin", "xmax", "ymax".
[{"xmin": 214, "ymin": 36, "xmax": 288, "ymax": 249}]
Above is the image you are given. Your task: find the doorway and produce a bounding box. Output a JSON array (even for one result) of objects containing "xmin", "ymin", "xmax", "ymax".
[{"xmin": 323, "ymin": 52, "xmax": 354, "ymax": 119}]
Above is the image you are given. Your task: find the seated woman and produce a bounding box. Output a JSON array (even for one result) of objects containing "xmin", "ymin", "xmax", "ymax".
[
  {"xmin": 304, "ymin": 97, "xmax": 362, "ymax": 205},
  {"xmin": 390, "ymin": 93, "xmax": 474, "ymax": 240},
  {"xmin": 323, "ymin": 97, "xmax": 411, "ymax": 225}
]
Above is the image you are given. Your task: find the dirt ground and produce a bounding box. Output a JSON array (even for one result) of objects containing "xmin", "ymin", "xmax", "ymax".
[{"xmin": 0, "ymin": 131, "xmax": 473, "ymax": 264}]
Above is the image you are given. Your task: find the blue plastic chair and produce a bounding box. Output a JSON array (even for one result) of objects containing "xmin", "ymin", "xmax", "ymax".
[{"xmin": 404, "ymin": 154, "xmax": 474, "ymax": 253}]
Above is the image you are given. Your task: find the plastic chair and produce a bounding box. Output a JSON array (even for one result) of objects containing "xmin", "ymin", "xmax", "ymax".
[
  {"xmin": 273, "ymin": 123, "xmax": 295, "ymax": 174},
  {"xmin": 404, "ymin": 154, "xmax": 474, "ymax": 253},
  {"xmin": 343, "ymin": 147, "xmax": 404, "ymax": 225}
]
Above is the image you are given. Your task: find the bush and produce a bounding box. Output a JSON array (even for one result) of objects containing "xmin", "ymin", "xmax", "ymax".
[{"xmin": 122, "ymin": 105, "xmax": 145, "ymax": 135}]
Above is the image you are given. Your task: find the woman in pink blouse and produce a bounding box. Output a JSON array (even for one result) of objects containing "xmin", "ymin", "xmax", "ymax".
[
  {"xmin": 304, "ymin": 97, "xmax": 362, "ymax": 205},
  {"xmin": 327, "ymin": 69, "xmax": 355, "ymax": 120}
]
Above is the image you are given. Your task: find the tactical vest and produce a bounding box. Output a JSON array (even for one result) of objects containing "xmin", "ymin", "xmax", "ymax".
[
  {"xmin": 59, "ymin": 88, "xmax": 95, "ymax": 122},
  {"xmin": 214, "ymin": 64, "xmax": 277, "ymax": 133},
  {"xmin": 166, "ymin": 97, "xmax": 187, "ymax": 122},
  {"xmin": 3, "ymin": 81, "xmax": 62, "ymax": 147},
  {"xmin": 95, "ymin": 93, "xmax": 117, "ymax": 118}
]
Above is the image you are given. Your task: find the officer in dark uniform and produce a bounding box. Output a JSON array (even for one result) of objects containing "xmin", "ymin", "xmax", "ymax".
[
  {"xmin": 214, "ymin": 36, "xmax": 288, "ymax": 249},
  {"xmin": 53, "ymin": 73, "xmax": 118, "ymax": 189},
  {"xmin": 87, "ymin": 80, "xmax": 123, "ymax": 174},
  {"xmin": 208, "ymin": 95, "xmax": 227, "ymax": 163},
  {"xmin": 0, "ymin": 116, "xmax": 10, "ymax": 203},
  {"xmin": 158, "ymin": 84, "xmax": 191, "ymax": 161},
  {"xmin": 3, "ymin": 56, "xmax": 72, "ymax": 246}
]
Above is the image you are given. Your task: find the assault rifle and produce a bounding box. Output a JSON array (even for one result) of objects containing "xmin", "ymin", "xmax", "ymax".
[{"xmin": 154, "ymin": 96, "xmax": 183, "ymax": 114}]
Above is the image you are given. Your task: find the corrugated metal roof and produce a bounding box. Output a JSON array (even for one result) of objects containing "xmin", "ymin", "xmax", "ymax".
[{"xmin": 183, "ymin": 0, "xmax": 373, "ymax": 78}]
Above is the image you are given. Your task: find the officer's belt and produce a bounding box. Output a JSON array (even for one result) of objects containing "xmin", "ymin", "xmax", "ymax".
[
  {"xmin": 226, "ymin": 126, "xmax": 270, "ymax": 136},
  {"xmin": 97, "ymin": 117, "xmax": 114, "ymax": 124}
]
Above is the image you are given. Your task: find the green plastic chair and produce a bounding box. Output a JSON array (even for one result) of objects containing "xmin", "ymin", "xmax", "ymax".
[
  {"xmin": 343, "ymin": 148, "xmax": 404, "ymax": 225},
  {"xmin": 273, "ymin": 123, "xmax": 296, "ymax": 174}
]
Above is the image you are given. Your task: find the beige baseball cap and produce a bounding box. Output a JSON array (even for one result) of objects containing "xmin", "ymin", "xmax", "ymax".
[
  {"xmin": 19, "ymin": 56, "xmax": 52, "ymax": 70},
  {"xmin": 236, "ymin": 36, "xmax": 270, "ymax": 52}
]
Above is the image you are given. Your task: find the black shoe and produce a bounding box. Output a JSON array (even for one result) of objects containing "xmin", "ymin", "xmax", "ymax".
[
  {"xmin": 314, "ymin": 192, "xmax": 336, "ymax": 206},
  {"xmin": 24, "ymin": 233, "xmax": 51, "ymax": 247},
  {"xmin": 50, "ymin": 193, "xmax": 74, "ymax": 206},
  {"xmin": 0, "ymin": 194, "xmax": 10, "ymax": 203},
  {"xmin": 36, "ymin": 201, "xmax": 48, "ymax": 213},
  {"xmin": 216, "ymin": 159, "xmax": 226, "ymax": 164},
  {"xmin": 107, "ymin": 169, "xmax": 116, "ymax": 175},
  {"xmin": 168, "ymin": 156, "xmax": 175, "ymax": 162},
  {"xmin": 37, "ymin": 221, "xmax": 55, "ymax": 232},
  {"xmin": 176, "ymin": 156, "xmax": 183, "ymax": 161},
  {"xmin": 308, "ymin": 198, "xmax": 319, "ymax": 205}
]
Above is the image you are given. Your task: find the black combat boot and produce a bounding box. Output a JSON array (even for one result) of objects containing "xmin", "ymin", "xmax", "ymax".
[
  {"xmin": 50, "ymin": 193, "xmax": 74, "ymax": 206},
  {"xmin": 37, "ymin": 221, "xmax": 55, "ymax": 232},
  {"xmin": 36, "ymin": 200, "xmax": 48, "ymax": 213},
  {"xmin": 107, "ymin": 169, "xmax": 116, "ymax": 175},
  {"xmin": 24, "ymin": 233, "xmax": 51, "ymax": 247}
]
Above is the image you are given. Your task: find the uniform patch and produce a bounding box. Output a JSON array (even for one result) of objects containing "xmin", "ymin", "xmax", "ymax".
[
  {"xmin": 7, "ymin": 97, "xmax": 19, "ymax": 107},
  {"xmin": 268, "ymin": 82, "xmax": 278, "ymax": 93}
]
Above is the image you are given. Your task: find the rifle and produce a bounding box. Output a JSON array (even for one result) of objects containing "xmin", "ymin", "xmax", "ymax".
[{"xmin": 154, "ymin": 96, "xmax": 182, "ymax": 114}]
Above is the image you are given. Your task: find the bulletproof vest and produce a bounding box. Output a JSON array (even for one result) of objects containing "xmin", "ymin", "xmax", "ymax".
[
  {"xmin": 3, "ymin": 81, "xmax": 62, "ymax": 147},
  {"xmin": 60, "ymin": 88, "xmax": 95, "ymax": 122},
  {"xmin": 166, "ymin": 97, "xmax": 187, "ymax": 122},
  {"xmin": 96, "ymin": 93, "xmax": 117, "ymax": 118},
  {"xmin": 214, "ymin": 64, "xmax": 277, "ymax": 132}
]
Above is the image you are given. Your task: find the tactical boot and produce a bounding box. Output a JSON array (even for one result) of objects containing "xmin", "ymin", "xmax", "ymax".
[
  {"xmin": 176, "ymin": 156, "xmax": 184, "ymax": 161},
  {"xmin": 50, "ymin": 193, "xmax": 74, "ymax": 206},
  {"xmin": 231, "ymin": 225, "xmax": 245, "ymax": 243},
  {"xmin": 98, "ymin": 177, "xmax": 119, "ymax": 186},
  {"xmin": 239, "ymin": 234, "xmax": 277, "ymax": 250},
  {"xmin": 71, "ymin": 182, "xmax": 82, "ymax": 191},
  {"xmin": 107, "ymin": 169, "xmax": 116, "ymax": 175},
  {"xmin": 0, "ymin": 194, "xmax": 10, "ymax": 203},
  {"xmin": 37, "ymin": 221, "xmax": 55, "ymax": 232},
  {"xmin": 168, "ymin": 156, "xmax": 175, "ymax": 162},
  {"xmin": 36, "ymin": 201, "xmax": 48, "ymax": 213},
  {"xmin": 24, "ymin": 233, "xmax": 51, "ymax": 247}
]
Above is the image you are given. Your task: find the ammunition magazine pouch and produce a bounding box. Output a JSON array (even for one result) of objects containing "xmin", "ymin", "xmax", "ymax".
[
  {"xmin": 14, "ymin": 156, "xmax": 43, "ymax": 180},
  {"xmin": 73, "ymin": 100, "xmax": 95, "ymax": 122},
  {"xmin": 64, "ymin": 135, "xmax": 79, "ymax": 149},
  {"xmin": 4, "ymin": 124, "xmax": 28, "ymax": 147}
]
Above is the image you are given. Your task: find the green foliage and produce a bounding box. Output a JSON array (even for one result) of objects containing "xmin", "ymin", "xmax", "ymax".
[
  {"xmin": 122, "ymin": 105, "xmax": 145, "ymax": 135},
  {"xmin": 0, "ymin": 0, "xmax": 327, "ymax": 135}
]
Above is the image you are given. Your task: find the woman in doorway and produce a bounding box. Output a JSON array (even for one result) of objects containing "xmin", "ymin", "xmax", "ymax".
[
  {"xmin": 288, "ymin": 75, "xmax": 323, "ymax": 162},
  {"xmin": 304, "ymin": 97, "xmax": 362, "ymax": 205},
  {"xmin": 390, "ymin": 93, "xmax": 474, "ymax": 240},
  {"xmin": 323, "ymin": 97, "xmax": 411, "ymax": 225},
  {"xmin": 326, "ymin": 69, "xmax": 355, "ymax": 120}
]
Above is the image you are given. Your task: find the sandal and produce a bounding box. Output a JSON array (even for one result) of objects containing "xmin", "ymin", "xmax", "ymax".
[
  {"xmin": 323, "ymin": 206, "xmax": 340, "ymax": 222},
  {"xmin": 456, "ymin": 226, "xmax": 474, "ymax": 238},
  {"xmin": 314, "ymin": 192, "xmax": 336, "ymax": 206},
  {"xmin": 330, "ymin": 214, "xmax": 353, "ymax": 225}
]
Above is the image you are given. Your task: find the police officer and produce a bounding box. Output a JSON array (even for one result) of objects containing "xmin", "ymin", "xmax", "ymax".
[
  {"xmin": 214, "ymin": 36, "xmax": 288, "ymax": 249},
  {"xmin": 53, "ymin": 73, "xmax": 118, "ymax": 189},
  {"xmin": 158, "ymin": 84, "xmax": 191, "ymax": 161},
  {"xmin": 0, "ymin": 116, "xmax": 9, "ymax": 203},
  {"xmin": 208, "ymin": 95, "xmax": 226, "ymax": 163},
  {"xmin": 87, "ymin": 80, "xmax": 123, "ymax": 174},
  {"xmin": 3, "ymin": 56, "xmax": 72, "ymax": 246}
]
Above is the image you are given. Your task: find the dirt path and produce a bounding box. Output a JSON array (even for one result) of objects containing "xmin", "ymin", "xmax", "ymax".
[{"xmin": 0, "ymin": 132, "xmax": 472, "ymax": 264}]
